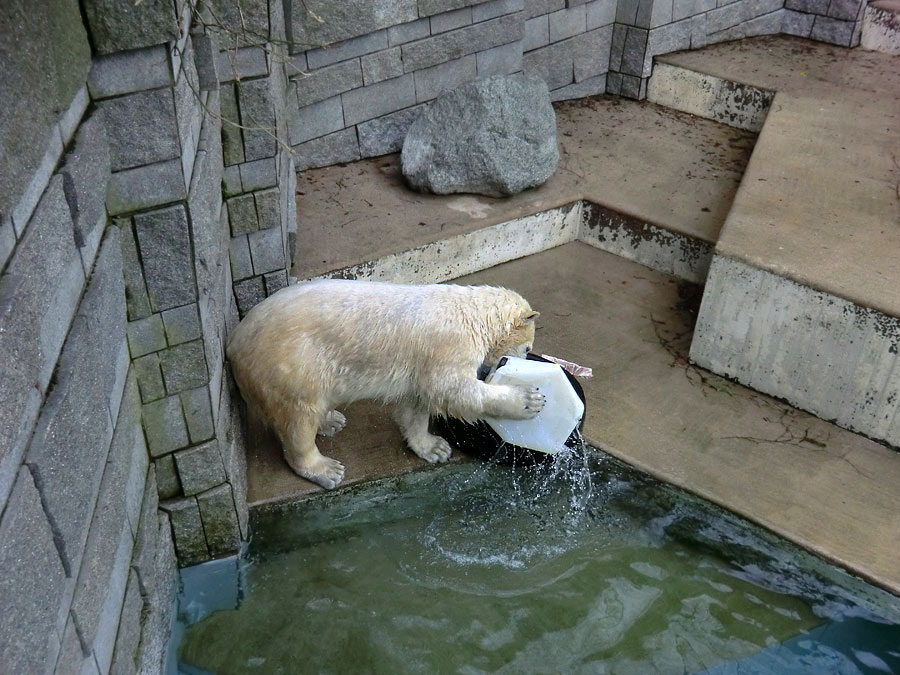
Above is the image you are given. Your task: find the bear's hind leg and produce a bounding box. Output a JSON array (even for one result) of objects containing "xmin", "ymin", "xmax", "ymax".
[
  {"xmin": 394, "ymin": 403, "xmax": 452, "ymax": 464},
  {"xmin": 282, "ymin": 409, "xmax": 346, "ymax": 489},
  {"xmin": 318, "ymin": 409, "xmax": 346, "ymax": 437}
]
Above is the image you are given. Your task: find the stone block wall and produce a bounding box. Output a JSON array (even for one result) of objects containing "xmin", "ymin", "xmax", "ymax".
[
  {"xmin": 282, "ymin": 0, "xmax": 868, "ymax": 168},
  {"xmin": 0, "ymin": 0, "xmax": 296, "ymax": 672}
]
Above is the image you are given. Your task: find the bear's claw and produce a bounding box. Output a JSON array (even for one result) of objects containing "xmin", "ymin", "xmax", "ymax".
[{"xmin": 318, "ymin": 410, "xmax": 347, "ymax": 437}]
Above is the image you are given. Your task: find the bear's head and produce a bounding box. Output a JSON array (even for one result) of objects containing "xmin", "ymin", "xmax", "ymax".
[{"xmin": 484, "ymin": 309, "xmax": 540, "ymax": 367}]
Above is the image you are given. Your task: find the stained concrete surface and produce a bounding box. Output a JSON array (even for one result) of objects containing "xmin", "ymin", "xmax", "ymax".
[
  {"xmin": 248, "ymin": 243, "xmax": 900, "ymax": 594},
  {"xmin": 659, "ymin": 36, "xmax": 900, "ymax": 318},
  {"xmin": 293, "ymin": 96, "xmax": 755, "ymax": 280}
]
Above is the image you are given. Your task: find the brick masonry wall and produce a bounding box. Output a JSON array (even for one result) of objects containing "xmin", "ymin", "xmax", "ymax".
[
  {"xmin": 0, "ymin": 0, "xmax": 299, "ymax": 672},
  {"xmin": 282, "ymin": 0, "xmax": 866, "ymax": 169}
]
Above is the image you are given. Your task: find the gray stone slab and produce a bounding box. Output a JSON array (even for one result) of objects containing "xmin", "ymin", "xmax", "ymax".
[
  {"xmin": 431, "ymin": 6, "xmax": 474, "ymax": 34},
  {"xmin": 292, "ymin": 2, "xmax": 414, "ymax": 53},
  {"xmin": 234, "ymin": 276, "xmax": 266, "ymax": 316},
  {"xmin": 156, "ymin": 454, "xmax": 183, "ymax": 499},
  {"xmin": 249, "ymin": 226, "xmax": 287, "ymax": 275},
  {"xmin": 306, "ymin": 30, "xmax": 390, "ymax": 69},
  {"xmin": 160, "ymin": 340, "xmax": 209, "ymax": 394},
  {"xmin": 239, "ymin": 157, "xmax": 278, "ymax": 191},
  {"xmin": 182, "ymin": 387, "xmax": 216, "ymax": 444},
  {"xmin": 0, "ymin": 176, "xmax": 84, "ymax": 510},
  {"xmin": 175, "ymin": 440, "xmax": 227, "ymax": 496},
  {"xmin": 227, "ymin": 194, "xmax": 259, "ymax": 236},
  {"xmin": 573, "ymin": 26, "xmax": 613, "ymax": 81},
  {"xmin": 134, "ymin": 204, "xmax": 198, "ymax": 312},
  {"xmin": 525, "ymin": 15, "xmax": 551, "ymax": 50},
  {"xmin": 617, "ymin": 0, "xmax": 641, "ymax": 23},
  {"xmin": 0, "ymin": 216, "xmax": 14, "ymax": 273},
  {"xmin": 217, "ymin": 47, "xmax": 269, "ymax": 84},
  {"xmin": 106, "ymin": 159, "xmax": 187, "ymax": 216},
  {"xmin": 403, "ymin": 13, "xmax": 524, "ymax": 71},
  {"xmin": 254, "ymin": 188, "xmax": 281, "ymax": 231},
  {"xmin": 645, "ymin": 19, "xmax": 692, "ymax": 76},
  {"xmin": 55, "ymin": 616, "xmax": 89, "ymax": 675},
  {"xmin": 525, "ymin": 0, "xmax": 566, "ymax": 18},
  {"xmin": 134, "ymin": 353, "xmax": 166, "ymax": 403},
  {"xmin": 70, "ymin": 373, "xmax": 144, "ymax": 662},
  {"xmin": 127, "ymin": 314, "xmax": 167, "ymax": 359},
  {"xmin": 11, "ymin": 120, "xmax": 63, "ymax": 238},
  {"xmin": 343, "ymin": 74, "xmax": 418, "ymax": 126},
  {"xmin": 389, "ymin": 17, "xmax": 432, "ymax": 45},
  {"xmin": 59, "ymin": 112, "xmax": 111, "ymax": 276},
  {"xmin": 419, "ymin": 0, "xmax": 476, "ymax": 14},
  {"xmin": 550, "ymin": 73, "xmax": 607, "ymax": 100},
  {"xmin": 239, "ymin": 79, "xmax": 277, "ymax": 161},
  {"xmin": 100, "ymin": 89, "xmax": 181, "ymax": 172},
  {"xmin": 292, "ymin": 128, "xmax": 362, "ymax": 172},
  {"xmin": 87, "ymin": 45, "xmax": 173, "ymax": 99},
  {"xmin": 161, "ymin": 496, "xmax": 210, "ymax": 565},
  {"xmin": 608, "ymin": 22, "xmax": 627, "ymax": 70},
  {"xmin": 715, "ymin": 9, "xmax": 785, "ymax": 42},
  {"xmin": 229, "ymin": 235, "xmax": 255, "ymax": 281},
  {"xmin": 621, "ymin": 26, "xmax": 649, "ymax": 76},
  {"xmin": 264, "ymin": 269, "xmax": 290, "ymax": 296},
  {"xmin": 108, "ymin": 570, "xmax": 143, "ymax": 674},
  {"xmin": 223, "ymin": 165, "xmax": 243, "ymax": 195},
  {"xmin": 415, "ymin": 55, "xmax": 478, "ymax": 102},
  {"xmin": 523, "ymin": 39, "xmax": 575, "ymax": 89},
  {"xmin": 192, "ymin": 34, "xmax": 220, "ymax": 91},
  {"xmin": 162, "ymin": 304, "xmax": 202, "ymax": 346},
  {"xmin": 651, "ymin": 0, "xmax": 674, "ymax": 27},
  {"xmin": 137, "ymin": 512, "xmax": 177, "ymax": 673},
  {"xmin": 782, "ymin": 9, "xmax": 816, "ymax": 36},
  {"xmin": 586, "ymin": 0, "xmax": 617, "ymax": 27},
  {"xmin": 810, "ymin": 14, "xmax": 856, "ymax": 44},
  {"xmin": 785, "ymin": 0, "xmax": 829, "ymax": 12},
  {"xmin": 706, "ymin": 0, "xmax": 782, "ymax": 33},
  {"xmin": 358, "ymin": 105, "xmax": 426, "ymax": 158},
  {"xmin": 289, "ymin": 95, "xmax": 345, "ymax": 146},
  {"xmin": 197, "ymin": 483, "xmax": 242, "ymax": 557},
  {"xmin": 0, "ymin": 468, "xmax": 67, "ymax": 675},
  {"xmin": 82, "ymin": 0, "xmax": 178, "ymax": 54},
  {"xmin": 131, "ymin": 467, "xmax": 160, "ymax": 599},
  {"xmin": 549, "ymin": 4, "xmax": 587, "ymax": 42},
  {"xmin": 361, "ymin": 48, "xmax": 404, "ymax": 85},
  {"xmin": 143, "ymin": 395, "xmax": 190, "ymax": 458},
  {"xmin": 475, "ymin": 0, "xmax": 525, "ymax": 21},
  {"xmin": 294, "ymin": 59, "xmax": 364, "ymax": 107},
  {"xmin": 25, "ymin": 230, "xmax": 126, "ymax": 576},
  {"xmin": 220, "ymin": 84, "xmax": 245, "ymax": 166},
  {"xmin": 476, "ymin": 40, "xmax": 524, "ymax": 76}
]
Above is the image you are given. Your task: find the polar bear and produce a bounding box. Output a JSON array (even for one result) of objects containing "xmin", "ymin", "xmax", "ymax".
[{"xmin": 227, "ymin": 279, "xmax": 543, "ymax": 489}]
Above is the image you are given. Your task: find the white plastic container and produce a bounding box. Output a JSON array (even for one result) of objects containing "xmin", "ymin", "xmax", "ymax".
[{"xmin": 484, "ymin": 356, "xmax": 585, "ymax": 455}]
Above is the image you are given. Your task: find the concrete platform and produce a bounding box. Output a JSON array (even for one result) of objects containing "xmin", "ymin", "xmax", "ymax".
[
  {"xmin": 293, "ymin": 96, "xmax": 756, "ymax": 281},
  {"xmin": 248, "ymin": 243, "xmax": 900, "ymax": 594},
  {"xmin": 648, "ymin": 36, "xmax": 900, "ymax": 448}
]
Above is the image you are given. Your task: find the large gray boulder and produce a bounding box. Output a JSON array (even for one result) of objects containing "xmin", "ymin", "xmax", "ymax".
[{"xmin": 401, "ymin": 75, "xmax": 559, "ymax": 198}]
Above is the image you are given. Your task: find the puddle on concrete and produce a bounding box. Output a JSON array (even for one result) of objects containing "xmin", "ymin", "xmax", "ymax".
[{"xmin": 172, "ymin": 451, "xmax": 900, "ymax": 675}]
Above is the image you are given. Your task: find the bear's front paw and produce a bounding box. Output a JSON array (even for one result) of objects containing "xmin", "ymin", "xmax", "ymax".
[
  {"xmin": 410, "ymin": 435, "xmax": 453, "ymax": 464},
  {"xmin": 288, "ymin": 454, "xmax": 346, "ymax": 490},
  {"xmin": 508, "ymin": 385, "xmax": 545, "ymax": 419}
]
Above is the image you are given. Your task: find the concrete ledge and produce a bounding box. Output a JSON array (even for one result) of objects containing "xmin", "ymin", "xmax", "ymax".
[{"xmin": 692, "ymin": 255, "xmax": 900, "ymax": 448}]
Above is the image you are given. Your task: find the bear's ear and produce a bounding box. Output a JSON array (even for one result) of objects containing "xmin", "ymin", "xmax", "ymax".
[{"xmin": 518, "ymin": 311, "xmax": 539, "ymax": 325}]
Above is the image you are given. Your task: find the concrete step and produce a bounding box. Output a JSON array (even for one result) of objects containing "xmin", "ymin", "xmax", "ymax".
[
  {"xmin": 862, "ymin": 0, "xmax": 900, "ymax": 54},
  {"xmin": 644, "ymin": 36, "xmax": 900, "ymax": 449}
]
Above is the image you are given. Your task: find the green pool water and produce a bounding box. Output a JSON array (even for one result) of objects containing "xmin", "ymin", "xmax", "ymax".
[{"xmin": 174, "ymin": 450, "xmax": 900, "ymax": 674}]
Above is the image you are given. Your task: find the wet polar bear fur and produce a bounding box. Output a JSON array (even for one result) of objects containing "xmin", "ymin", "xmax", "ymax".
[{"xmin": 227, "ymin": 279, "xmax": 543, "ymax": 489}]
